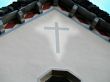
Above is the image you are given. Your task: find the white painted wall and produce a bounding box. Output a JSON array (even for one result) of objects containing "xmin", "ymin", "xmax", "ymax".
[{"xmin": 0, "ymin": 9, "xmax": 110, "ymax": 82}]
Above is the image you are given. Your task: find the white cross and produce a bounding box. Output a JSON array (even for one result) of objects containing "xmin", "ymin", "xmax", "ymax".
[{"xmin": 44, "ymin": 22, "xmax": 69, "ymax": 53}]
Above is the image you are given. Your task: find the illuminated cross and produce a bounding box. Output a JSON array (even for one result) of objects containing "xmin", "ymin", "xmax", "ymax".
[{"xmin": 44, "ymin": 22, "xmax": 69, "ymax": 53}]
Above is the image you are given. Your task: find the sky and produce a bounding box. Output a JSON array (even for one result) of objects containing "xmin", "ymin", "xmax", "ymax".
[
  {"xmin": 0, "ymin": 0, "xmax": 110, "ymax": 14},
  {"xmin": 89, "ymin": 0, "xmax": 110, "ymax": 14},
  {"xmin": 0, "ymin": 0, "xmax": 17, "ymax": 8}
]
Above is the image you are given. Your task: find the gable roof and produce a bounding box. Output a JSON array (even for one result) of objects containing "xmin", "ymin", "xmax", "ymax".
[{"xmin": 0, "ymin": 0, "xmax": 110, "ymax": 41}]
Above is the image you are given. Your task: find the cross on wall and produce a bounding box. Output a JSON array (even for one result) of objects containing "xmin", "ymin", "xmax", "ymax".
[{"xmin": 44, "ymin": 22, "xmax": 69, "ymax": 53}]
